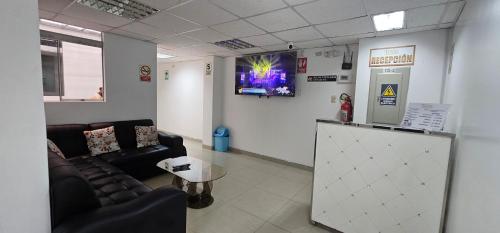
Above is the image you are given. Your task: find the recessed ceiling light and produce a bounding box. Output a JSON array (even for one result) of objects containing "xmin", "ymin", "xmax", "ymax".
[
  {"xmin": 76, "ymin": 0, "xmax": 159, "ymax": 20},
  {"xmin": 40, "ymin": 19, "xmax": 102, "ymax": 35},
  {"xmin": 66, "ymin": 25, "xmax": 85, "ymax": 31},
  {"xmin": 157, "ymin": 53, "xmax": 175, "ymax": 59},
  {"xmin": 373, "ymin": 11, "xmax": 405, "ymax": 32},
  {"xmin": 40, "ymin": 19, "xmax": 65, "ymax": 27}
]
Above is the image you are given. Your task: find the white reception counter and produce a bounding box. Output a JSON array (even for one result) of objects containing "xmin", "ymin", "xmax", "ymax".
[{"xmin": 311, "ymin": 120, "xmax": 454, "ymax": 233}]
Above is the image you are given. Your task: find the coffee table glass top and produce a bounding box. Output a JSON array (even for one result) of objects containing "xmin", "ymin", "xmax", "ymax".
[{"xmin": 157, "ymin": 156, "xmax": 226, "ymax": 183}]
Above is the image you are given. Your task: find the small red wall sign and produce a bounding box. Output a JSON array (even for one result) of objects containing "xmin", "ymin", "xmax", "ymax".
[
  {"xmin": 297, "ymin": 57, "xmax": 307, "ymax": 74},
  {"xmin": 139, "ymin": 64, "xmax": 152, "ymax": 82}
]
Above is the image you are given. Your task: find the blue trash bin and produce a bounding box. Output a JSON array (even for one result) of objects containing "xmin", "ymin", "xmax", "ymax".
[{"xmin": 213, "ymin": 126, "xmax": 230, "ymax": 152}]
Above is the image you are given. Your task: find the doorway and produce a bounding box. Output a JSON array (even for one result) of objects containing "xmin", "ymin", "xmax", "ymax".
[{"xmin": 367, "ymin": 67, "xmax": 410, "ymax": 125}]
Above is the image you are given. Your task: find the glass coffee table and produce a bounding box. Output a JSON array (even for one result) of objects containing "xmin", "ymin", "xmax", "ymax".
[{"xmin": 157, "ymin": 156, "xmax": 227, "ymax": 209}]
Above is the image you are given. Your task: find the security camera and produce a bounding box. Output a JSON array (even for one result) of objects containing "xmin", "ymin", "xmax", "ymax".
[{"xmin": 287, "ymin": 42, "xmax": 294, "ymax": 50}]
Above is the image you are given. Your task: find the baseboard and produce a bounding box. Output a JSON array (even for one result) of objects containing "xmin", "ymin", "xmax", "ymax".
[
  {"xmin": 229, "ymin": 147, "xmax": 313, "ymax": 172},
  {"xmin": 159, "ymin": 130, "xmax": 202, "ymax": 143}
]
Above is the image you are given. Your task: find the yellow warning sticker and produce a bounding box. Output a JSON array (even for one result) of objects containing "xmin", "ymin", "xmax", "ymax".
[{"xmin": 382, "ymin": 85, "xmax": 396, "ymax": 97}]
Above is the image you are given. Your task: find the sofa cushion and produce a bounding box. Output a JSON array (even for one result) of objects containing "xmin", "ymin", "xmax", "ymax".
[
  {"xmin": 48, "ymin": 139, "xmax": 65, "ymax": 158},
  {"xmin": 99, "ymin": 145, "xmax": 170, "ymax": 165},
  {"xmin": 89, "ymin": 119, "xmax": 154, "ymax": 149},
  {"xmin": 67, "ymin": 156, "xmax": 152, "ymax": 207},
  {"xmin": 47, "ymin": 124, "xmax": 90, "ymax": 157},
  {"xmin": 135, "ymin": 126, "xmax": 160, "ymax": 148},
  {"xmin": 83, "ymin": 126, "xmax": 121, "ymax": 156}
]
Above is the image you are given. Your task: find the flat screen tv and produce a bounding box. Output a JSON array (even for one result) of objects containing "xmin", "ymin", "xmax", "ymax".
[{"xmin": 235, "ymin": 51, "xmax": 297, "ymax": 97}]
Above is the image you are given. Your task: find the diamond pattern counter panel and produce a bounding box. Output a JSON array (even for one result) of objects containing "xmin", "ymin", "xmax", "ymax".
[{"xmin": 311, "ymin": 122, "xmax": 453, "ymax": 233}]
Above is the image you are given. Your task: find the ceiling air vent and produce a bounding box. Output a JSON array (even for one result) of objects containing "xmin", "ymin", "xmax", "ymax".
[
  {"xmin": 76, "ymin": 0, "xmax": 159, "ymax": 20},
  {"xmin": 214, "ymin": 39, "xmax": 255, "ymax": 50}
]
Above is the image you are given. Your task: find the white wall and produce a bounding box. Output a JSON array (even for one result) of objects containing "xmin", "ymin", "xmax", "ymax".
[
  {"xmin": 353, "ymin": 29, "xmax": 449, "ymax": 124},
  {"xmin": 157, "ymin": 60, "xmax": 203, "ymax": 139},
  {"xmin": 222, "ymin": 46, "xmax": 358, "ymax": 166},
  {"xmin": 443, "ymin": 0, "xmax": 500, "ymax": 232},
  {"xmin": 44, "ymin": 33, "xmax": 157, "ymax": 125},
  {"xmin": 0, "ymin": 0, "xmax": 51, "ymax": 232},
  {"xmin": 203, "ymin": 56, "xmax": 225, "ymax": 146}
]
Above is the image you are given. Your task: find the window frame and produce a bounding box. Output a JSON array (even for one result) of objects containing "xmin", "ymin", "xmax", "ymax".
[{"xmin": 40, "ymin": 30, "xmax": 105, "ymax": 102}]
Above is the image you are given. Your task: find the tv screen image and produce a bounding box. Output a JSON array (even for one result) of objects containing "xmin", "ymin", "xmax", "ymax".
[{"xmin": 235, "ymin": 51, "xmax": 297, "ymax": 97}]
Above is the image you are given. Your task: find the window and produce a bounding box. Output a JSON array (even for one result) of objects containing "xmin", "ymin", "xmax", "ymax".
[{"xmin": 40, "ymin": 20, "xmax": 105, "ymax": 102}]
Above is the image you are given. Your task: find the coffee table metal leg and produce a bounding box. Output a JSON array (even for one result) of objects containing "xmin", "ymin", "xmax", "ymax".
[
  {"xmin": 172, "ymin": 176, "xmax": 183, "ymax": 190},
  {"xmin": 202, "ymin": 181, "xmax": 213, "ymax": 195},
  {"xmin": 186, "ymin": 181, "xmax": 214, "ymax": 209}
]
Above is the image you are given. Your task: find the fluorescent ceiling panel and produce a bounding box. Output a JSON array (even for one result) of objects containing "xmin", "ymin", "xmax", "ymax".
[
  {"xmin": 76, "ymin": 0, "xmax": 159, "ymax": 20},
  {"xmin": 373, "ymin": 11, "xmax": 405, "ymax": 31}
]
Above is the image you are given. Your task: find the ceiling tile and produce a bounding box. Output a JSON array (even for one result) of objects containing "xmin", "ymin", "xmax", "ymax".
[
  {"xmin": 294, "ymin": 0, "xmax": 366, "ymax": 24},
  {"xmin": 61, "ymin": 3, "xmax": 132, "ymax": 27},
  {"xmin": 329, "ymin": 33, "xmax": 375, "ymax": 45},
  {"xmin": 39, "ymin": 9, "xmax": 57, "ymax": 19},
  {"xmin": 211, "ymin": 20, "xmax": 265, "ymax": 38},
  {"xmin": 156, "ymin": 35, "xmax": 202, "ymax": 49},
  {"xmin": 407, "ymin": 4, "xmax": 446, "ymax": 28},
  {"xmin": 240, "ymin": 34, "xmax": 284, "ymax": 46},
  {"xmin": 237, "ymin": 47, "xmax": 266, "ymax": 54},
  {"xmin": 283, "ymin": 0, "xmax": 316, "ymax": 6},
  {"xmin": 110, "ymin": 29, "xmax": 156, "ymax": 42},
  {"xmin": 168, "ymin": 0, "xmax": 237, "ymax": 26},
  {"xmin": 363, "ymin": 0, "xmax": 447, "ymax": 15},
  {"xmin": 53, "ymin": 14, "xmax": 114, "ymax": 32},
  {"xmin": 141, "ymin": 12, "xmax": 202, "ymax": 36},
  {"xmin": 273, "ymin": 26, "xmax": 324, "ymax": 42},
  {"xmin": 294, "ymin": 38, "xmax": 333, "ymax": 49},
  {"xmin": 375, "ymin": 25, "xmax": 437, "ymax": 37},
  {"xmin": 247, "ymin": 8, "xmax": 309, "ymax": 32},
  {"xmin": 119, "ymin": 22, "xmax": 168, "ymax": 39},
  {"xmin": 316, "ymin": 16, "xmax": 374, "ymax": 37},
  {"xmin": 182, "ymin": 28, "xmax": 231, "ymax": 43},
  {"xmin": 441, "ymin": 1, "xmax": 466, "ymax": 23},
  {"xmin": 38, "ymin": 0, "xmax": 74, "ymax": 13},
  {"xmin": 261, "ymin": 43, "xmax": 290, "ymax": 51},
  {"xmin": 137, "ymin": 0, "xmax": 189, "ymax": 10},
  {"xmin": 210, "ymin": 0, "xmax": 287, "ymax": 17}
]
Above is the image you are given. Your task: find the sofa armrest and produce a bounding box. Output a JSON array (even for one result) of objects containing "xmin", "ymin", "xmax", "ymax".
[
  {"xmin": 53, "ymin": 187, "xmax": 186, "ymax": 233},
  {"xmin": 158, "ymin": 131, "xmax": 187, "ymax": 156}
]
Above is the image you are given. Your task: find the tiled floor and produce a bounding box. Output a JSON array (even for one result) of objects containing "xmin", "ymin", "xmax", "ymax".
[{"xmin": 144, "ymin": 139, "xmax": 331, "ymax": 233}]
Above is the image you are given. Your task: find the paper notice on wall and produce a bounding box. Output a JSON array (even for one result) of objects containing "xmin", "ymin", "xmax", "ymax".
[{"xmin": 401, "ymin": 103, "xmax": 451, "ymax": 132}]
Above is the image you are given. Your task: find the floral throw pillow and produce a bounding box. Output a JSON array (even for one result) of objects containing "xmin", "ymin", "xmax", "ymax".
[
  {"xmin": 47, "ymin": 139, "xmax": 65, "ymax": 159},
  {"xmin": 83, "ymin": 126, "xmax": 121, "ymax": 156},
  {"xmin": 135, "ymin": 126, "xmax": 160, "ymax": 148}
]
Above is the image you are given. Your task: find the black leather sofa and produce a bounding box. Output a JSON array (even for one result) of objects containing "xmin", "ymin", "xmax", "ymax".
[
  {"xmin": 47, "ymin": 119, "xmax": 187, "ymax": 233},
  {"xmin": 47, "ymin": 119, "xmax": 186, "ymax": 179}
]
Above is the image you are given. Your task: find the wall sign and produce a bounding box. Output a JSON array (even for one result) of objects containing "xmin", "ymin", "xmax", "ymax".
[
  {"xmin": 139, "ymin": 65, "xmax": 152, "ymax": 82},
  {"xmin": 369, "ymin": 45, "xmax": 416, "ymax": 67},
  {"xmin": 297, "ymin": 57, "xmax": 307, "ymax": 73},
  {"xmin": 380, "ymin": 84, "xmax": 398, "ymax": 105},
  {"xmin": 205, "ymin": 63, "xmax": 212, "ymax": 75},
  {"xmin": 401, "ymin": 103, "xmax": 451, "ymax": 131},
  {"xmin": 307, "ymin": 75, "xmax": 337, "ymax": 82},
  {"xmin": 164, "ymin": 70, "xmax": 169, "ymax": 80}
]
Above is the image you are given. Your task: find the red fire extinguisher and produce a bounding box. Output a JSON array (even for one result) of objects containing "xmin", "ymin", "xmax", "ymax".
[{"xmin": 340, "ymin": 93, "xmax": 353, "ymax": 123}]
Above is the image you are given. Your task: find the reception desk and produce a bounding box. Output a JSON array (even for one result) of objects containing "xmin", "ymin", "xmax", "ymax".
[{"xmin": 311, "ymin": 120, "xmax": 454, "ymax": 233}]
